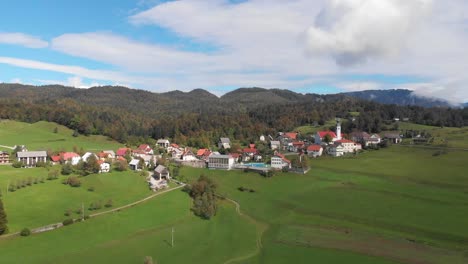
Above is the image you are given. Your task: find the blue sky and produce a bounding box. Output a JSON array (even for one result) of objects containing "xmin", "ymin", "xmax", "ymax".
[{"xmin": 1, "ymin": 0, "xmax": 467, "ymax": 103}]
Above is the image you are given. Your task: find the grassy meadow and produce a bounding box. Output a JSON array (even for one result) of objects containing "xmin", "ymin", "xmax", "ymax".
[
  {"xmin": 0, "ymin": 120, "xmax": 122, "ymax": 151},
  {"xmin": 0, "ymin": 120, "xmax": 467, "ymax": 263}
]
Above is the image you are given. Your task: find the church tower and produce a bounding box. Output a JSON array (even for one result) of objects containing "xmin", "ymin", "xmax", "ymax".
[{"xmin": 336, "ymin": 118, "xmax": 342, "ymax": 140}]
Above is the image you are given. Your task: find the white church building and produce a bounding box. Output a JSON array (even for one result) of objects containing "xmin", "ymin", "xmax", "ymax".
[{"xmin": 315, "ymin": 119, "xmax": 342, "ymax": 144}]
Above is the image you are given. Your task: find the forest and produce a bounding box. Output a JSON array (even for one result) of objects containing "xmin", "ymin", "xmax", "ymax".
[{"xmin": 0, "ymin": 84, "xmax": 466, "ymax": 146}]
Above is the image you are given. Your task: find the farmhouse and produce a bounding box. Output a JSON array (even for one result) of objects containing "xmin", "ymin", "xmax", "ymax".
[
  {"xmin": 307, "ymin": 145, "xmax": 323, "ymax": 157},
  {"xmin": 270, "ymin": 152, "xmax": 291, "ymax": 170},
  {"xmin": 0, "ymin": 151, "xmax": 10, "ymax": 164},
  {"xmin": 196, "ymin": 149, "xmax": 212, "ymax": 161},
  {"xmin": 154, "ymin": 165, "xmax": 170, "ymax": 180},
  {"xmin": 218, "ymin": 138, "xmax": 231, "ymax": 149},
  {"xmin": 328, "ymin": 145, "xmax": 345, "ymax": 157},
  {"xmin": 82, "ymin": 152, "xmax": 98, "ymax": 162},
  {"xmin": 181, "ymin": 148, "xmax": 198, "ymax": 161},
  {"xmin": 156, "ymin": 139, "xmax": 170, "ymax": 149},
  {"xmin": 334, "ymin": 139, "xmax": 361, "ymax": 153},
  {"xmin": 208, "ymin": 154, "xmax": 235, "ymax": 170},
  {"xmin": 16, "ymin": 151, "xmax": 47, "ymax": 167},
  {"xmin": 98, "ymin": 161, "xmax": 110, "ymax": 173},
  {"xmin": 116, "ymin": 148, "xmax": 131, "ymax": 158},
  {"xmin": 383, "ymin": 133, "xmax": 402, "ymax": 144},
  {"xmin": 137, "ymin": 144, "xmax": 154, "ymax": 155},
  {"xmin": 270, "ymin": 141, "xmax": 281, "ymax": 150}
]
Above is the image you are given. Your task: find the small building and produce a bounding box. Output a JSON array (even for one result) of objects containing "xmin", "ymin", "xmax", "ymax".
[
  {"xmin": 218, "ymin": 138, "xmax": 231, "ymax": 149},
  {"xmin": 98, "ymin": 161, "xmax": 110, "ymax": 173},
  {"xmin": 0, "ymin": 151, "xmax": 10, "ymax": 164},
  {"xmin": 181, "ymin": 148, "xmax": 198, "ymax": 161},
  {"xmin": 208, "ymin": 154, "xmax": 235, "ymax": 170},
  {"xmin": 156, "ymin": 139, "xmax": 170, "ymax": 149},
  {"xmin": 365, "ymin": 134, "xmax": 381, "ymax": 146},
  {"xmin": 289, "ymin": 141, "xmax": 305, "ymax": 152},
  {"xmin": 129, "ymin": 159, "xmax": 141, "ymax": 171},
  {"xmin": 270, "ymin": 141, "xmax": 281, "ymax": 150},
  {"xmin": 116, "ymin": 148, "xmax": 131, "ymax": 157},
  {"xmin": 307, "ymin": 145, "xmax": 323, "ymax": 158},
  {"xmin": 196, "ymin": 149, "xmax": 212, "ymax": 161},
  {"xmin": 328, "ymin": 145, "xmax": 345, "ymax": 157},
  {"xmin": 383, "ymin": 133, "xmax": 402, "ymax": 144},
  {"xmin": 270, "ymin": 152, "xmax": 291, "ymax": 170},
  {"xmin": 154, "ymin": 165, "xmax": 170, "ymax": 180},
  {"xmin": 334, "ymin": 139, "xmax": 361, "ymax": 153},
  {"xmin": 137, "ymin": 144, "xmax": 154, "ymax": 155},
  {"xmin": 82, "ymin": 152, "xmax": 98, "ymax": 163},
  {"xmin": 102, "ymin": 150, "xmax": 116, "ymax": 159},
  {"xmin": 16, "ymin": 151, "xmax": 47, "ymax": 167}
]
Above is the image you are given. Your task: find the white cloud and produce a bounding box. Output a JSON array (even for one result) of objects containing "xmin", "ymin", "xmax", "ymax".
[
  {"xmin": 304, "ymin": 0, "xmax": 433, "ymax": 66},
  {"xmin": 0, "ymin": 33, "xmax": 48, "ymax": 48}
]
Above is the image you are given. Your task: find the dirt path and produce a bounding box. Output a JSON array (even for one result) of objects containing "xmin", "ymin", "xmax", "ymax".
[
  {"xmin": 0, "ymin": 183, "xmax": 185, "ymax": 239},
  {"xmin": 0, "ymin": 145, "xmax": 14, "ymax": 150},
  {"xmin": 223, "ymin": 197, "xmax": 269, "ymax": 264}
]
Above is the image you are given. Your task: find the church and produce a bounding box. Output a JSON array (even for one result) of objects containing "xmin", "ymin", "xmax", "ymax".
[{"xmin": 314, "ymin": 120, "xmax": 342, "ymax": 144}]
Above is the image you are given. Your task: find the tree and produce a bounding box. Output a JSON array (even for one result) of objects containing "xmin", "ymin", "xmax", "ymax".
[
  {"xmin": 61, "ymin": 163, "xmax": 73, "ymax": 175},
  {"xmin": 323, "ymin": 134, "xmax": 333, "ymax": 144},
  {"xmin": 84, "ymin": 154, "xmax": 100, "ymax": 174},
  {"xmin": 114, "ymin": 160, "xmax": 128, "ymax": 171},
  {"xmin": 188, "ymin": 175, "xmax": 217, "ymax": 219},
  {"xmin": 53, "ymin": 127, "xmax": 58, "ymax": 133},
  {"xmin": 0, "ymin": 198, "xmax": 8, "ymax": 235},
  {"xmin": 72, "ymin": 130, "xmax": 79, "ymax": 137}
]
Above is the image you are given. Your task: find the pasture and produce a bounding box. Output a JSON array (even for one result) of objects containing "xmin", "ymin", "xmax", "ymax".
[{"xmin": 0, "ymin": 120, "xmax": 122, "ymax": 151}]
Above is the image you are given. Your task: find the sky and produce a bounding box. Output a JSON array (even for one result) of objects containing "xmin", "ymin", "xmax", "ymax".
[{"xmin": 0, "ymin": 0, "xmax": 467, "ymax": 103}]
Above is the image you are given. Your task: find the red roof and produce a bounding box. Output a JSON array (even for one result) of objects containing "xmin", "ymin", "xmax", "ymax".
[
  {"xmin": 335, "ymin": 139, "xmax": 355, "ymax": 144},
  {"xmin": 51, "ymin": 155, "xmax": 61, "ymax": 162},
  {"xmin": 285, "ymin": 132, "xmax": 298, "ymax": 140},
  {"xmin": 197, "ymin": 149, "xmax": 207, "ymax": 156},
  {"xmin": 116, "ymin": 148, "xmax": 131, "ymax": 156},
  {"xmin": 249, "ymin": 144, "xmax": 255, "ymax": 149},
  {"xmin": 138, "ymin": 144, "xmax": 151, "ymax": 151},
  {"xmin": 292, "ymin": 141, "xmax": 305, "ymax": 146},
  {"xmin": 243, "ymin": 148, "xmax": 258, "ymax": 154},
  {"xmin": 307, "ymin": 145, "xmax": 322, "ymax": 151},
  {"xmin": 171, "ymin": 143, "xmax": 179, "ymax": 148},
  {"xmin": 61, "ymin": 152, "xmax": 80, "ymax": 160},
  {"xmin": 317, "ymin": 131, "xmax": 337, "ymax": 139},
  {"xmin": 274, "ymin": 152, "xmax": 291, "ymax": 163}
]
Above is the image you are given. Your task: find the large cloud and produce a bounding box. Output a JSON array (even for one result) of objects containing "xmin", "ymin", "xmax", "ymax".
[{"xmin": 304, "ymin": 0, "xmax": 433, "ymax": 66}]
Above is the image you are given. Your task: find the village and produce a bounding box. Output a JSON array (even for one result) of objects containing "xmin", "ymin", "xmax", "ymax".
[{"xmin": 0, "ymin": 119, "xmax": 403, "ymax": 192}]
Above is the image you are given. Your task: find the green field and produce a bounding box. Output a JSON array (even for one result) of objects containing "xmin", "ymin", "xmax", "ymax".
[
  {"xmin": 0, "ymin": 120, "xmax": 122, "ymax": 151},
  {"xmin": 0, "ymin": 121, "xmax": 467, "ymax": 263}
]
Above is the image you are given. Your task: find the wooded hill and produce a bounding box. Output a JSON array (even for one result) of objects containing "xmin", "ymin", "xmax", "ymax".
[{"xmin": 0, "ymin": 83, "xmax": 466, "ymax": 146}]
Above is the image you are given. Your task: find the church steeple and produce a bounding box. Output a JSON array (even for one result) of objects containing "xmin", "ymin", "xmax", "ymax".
[{"xmin": 336, "ymin": 118, "xmax": 342, "ymax": 140}]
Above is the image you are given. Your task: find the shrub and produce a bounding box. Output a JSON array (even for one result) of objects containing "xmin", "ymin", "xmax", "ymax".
[
  {"xmin": 20, "ymin": 228, "xmax": 31, "ymax": 237},
  {"xmin": 87, "ymin": 186, "xmax": 95, "ymax": 192},
  {"xmin": 63, "ymin": 176, "xmax": 81, "ymax": 187},
  {"xmin": 238, "ymin": 186, "xmax": 246, "ymax": 192},
  {"xmin": 8, "ymin": 185, "xmax": 16, "ymax": 192},
  {"xmin": 47, "ymin": 170, "xmax": 59, "ymax": 180},
  {"xmin": 104, "ymin": 199, "xmax": 113, "ymax": 208},
  {"xmin": 61, "ymin": 163, "xmax": 73, "ymax": 175},
  {"xmin": 62, "ymin": 218, "xmax": 74, "ymax": 226},
  {"xmin": 84, "ymin": 215, "xmax": 90, "ymax": 220},
  {"xmin": 64, "ymin": 209, "xmax": 72, "ymax": 217},
  {"xmin": 12, "ymin": 161, "xmax": 22, "ymax": 168}
]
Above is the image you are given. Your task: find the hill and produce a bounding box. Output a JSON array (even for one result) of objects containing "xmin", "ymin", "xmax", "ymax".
[{"xmin": 341, "ymin": 89, "xmax": 453, "ymax": 107}]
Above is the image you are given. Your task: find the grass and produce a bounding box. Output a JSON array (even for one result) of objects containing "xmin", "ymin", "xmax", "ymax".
[
  {"xmin": 0, "ymin": 166, "xmax": 152, "ymax": 232},
  {"xmin": 0, "ymin": 190, "xmax": 258, "ymax": 264},
  {"xmin": 295, "ymin": 119, "xmax": 337, "ymax": 135},
  {"xmin": 0, "ymin": 120, "xmax": 122, "ymax": 151}
]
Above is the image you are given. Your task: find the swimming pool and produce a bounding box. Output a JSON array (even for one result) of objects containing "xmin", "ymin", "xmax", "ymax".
[{"xmin": 243, "ymin": 163, "xmax": 270, "ymax": 168}]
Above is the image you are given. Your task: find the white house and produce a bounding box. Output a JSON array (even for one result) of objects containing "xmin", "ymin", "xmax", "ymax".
[
  {"xmin": 270, "ymin": 153, "xmax": 291, "ymax": 170},
  {"xmin": 129, "ymin": 159, "xmax": 141, "ymax": 171},
  {"xmin": 328, "ymin": 145, "xmax": 345, "ymax": 157},
  {"xmin": 384, "ymin": 133, "xmax": 402, "ymax": 144},
  {"xmin": 208, "ymin": 154, "xmax": 234, "ymax": 170},
  {"xmin": 82, "ymin": 152, "xmax": 98, "ymax": 162},
  {"xmin": 16, "ymin": 151, "xmax": 47, "ymax": 167},
  {"xmin": 154, "ymin": 165, "xmax": 170, "ymax": 180},
  {"xmin": 218, "ymin": 138, "xmax": 231, "ymax": 149},
  {"xmin": 270, "ymin": 141, "xmax": 281, "ymax": 150},
  {"xmin": 156, "ymin": 139, "xmax": 170, "ymax": 149},
  {"xmin": 99, "ymin": 162, "xmax": 110, "ymax": 173},
  {"xmin": 307, "ymin": 145, "xmax": 323, "ymax": 157},
  {"xmin": 334, "ymin": 139, "xmax": 361, "ymax": 153},
  {"xmin": 181, "ymin": 148, "xmax": 198, "ymax": 161},
  {"xmin": 365, "ymin": 134, "xmax": 381, "ymax": 146}
]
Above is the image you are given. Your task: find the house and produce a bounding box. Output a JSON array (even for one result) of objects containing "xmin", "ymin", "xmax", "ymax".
[
  {"xmin": 116, "ymin": 148, "xmax": 131, "ymax": 157},
  {"xmin": 137, "ymin": 144, "xmax": 154, "ymax": 155},
  {"xmin": 242, "ymin": 147, "xmax": 258, "ymax": 162},
  {"xmin": 334, "ymin": 139, "xmax": 361, "ymax": 153},
  {"xmin": 16, "ymin": 151, "xmax": 47, "ymax": 167},
  {"xmin": 289, "ymin": 141, "xmax": 305, "ymax": 152},
  {"xmin": 61, "ymin": 152, "xmax": 81, "ymax": 165},
  {"xmin": 102, "ymin": 150, "xmax": 116, "ymax": 159},
  {"xmin": 181, "ymin": 148, "xmax": 198, "ymax": 161},
  {"xmin": 171, "ymin": 148, "xmax": 183, "ymax": 159},
  {"xmin": 82, "ymin": 152, "xmax": 98, "ymax": 162},
  {"xmin": 156, "ymin": 139, "xmax": 170, "ymax": 149},
  {"xmin": 270, "ymin": 141, "xmax": 281, "ymax": 150},
  {"xmin": 328, "ymin": 145, "xmax": 345, "ymax": 157},
  {"xmin": 365, "ymin": 134, "xmax": 381, "ymax": 146},
  {"xmin": 196, "ymin": 149, "xmax": 212, "ymax": 161},
  {"xmin": 167, "ymin": 143, "xmax": 180, "ymax": 153},
  {"xmin": 50, "ymin": 155, "xmax": 61, "ymax": 164},
  {"xmin": 218, "ymin": 138, "xmax": 231, "ymax": 149},
  {"xmin": 154, "ymin": 165, "xmax": 170, "ymax": 180},
  {"xmin": 307, "ymin": 145, "xmax": 323, "ymax": 158},
  {"xmin": 383, "ymin": 133, "xmax": 402, "ymax": 144},
  {"xmin": 98, "ymin": 161, "xmax": 110, "ymax": 173},
  {"xmin": 350, "ymin": 131, "xmax": 370, "ymax": 144},
  {"xmin": 315, "ymin": 120, "xmax": 342, "ymax": 144},
  {"xmin": 284, "ymin": 132, "xmax": 298, "ymax": 140},
  {"xmin": 0, "ymin": 151, "xmax": 10, "ymax": 164},
  {"xmin": 270, "ymin": 152, "xmax": 291, "ymax": 170},
  {"xmin": 98, "ymin": 151, "xmax": 114, "ymax": 160},
  {"xmin": 129, "ymin": 159, "xmax": 141, "ymax": 171},
  {"xmin": 208, "ymin": 154, "xmax": 235, "ymax": 170}
]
